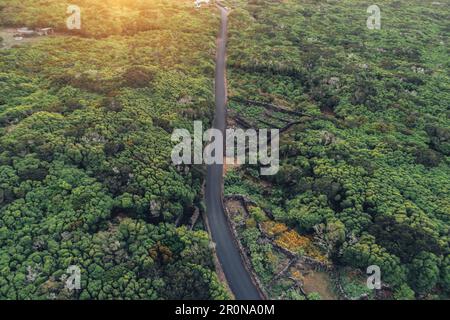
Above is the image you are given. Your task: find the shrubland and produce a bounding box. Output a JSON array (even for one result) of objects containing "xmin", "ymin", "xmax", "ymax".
[
  {"xmin": 225, "ymin": 0, "xmax": 449, "ymax": 299},
  {"xmin": 0, "ymin": 0, "xmax": 228, "ymax": 299}
]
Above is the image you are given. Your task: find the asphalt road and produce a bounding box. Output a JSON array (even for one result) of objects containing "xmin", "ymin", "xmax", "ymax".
[{"xmin": 205, "ymin": 6, "xmax": 262, "ymax": 300}]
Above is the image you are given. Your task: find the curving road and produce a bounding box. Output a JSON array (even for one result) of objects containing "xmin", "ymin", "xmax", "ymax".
[{"xmin": 205, "ymin": 5, "xmax": 262, "ymax": 300}]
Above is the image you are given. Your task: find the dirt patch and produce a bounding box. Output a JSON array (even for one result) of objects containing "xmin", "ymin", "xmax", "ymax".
[
  {"xmin": 225, "ymin": 199, "xmax": 247, "ymax": 218},
  {"xmin": 227, "ymin": 116, "xmax": 237, "ymax": 127},
  {"xmin": 302, "ymin": 269, "xmax": 337, "ymax": 300},
  {"xmin": 320, "ymin": 105, "xmax": 336, "ymax": 117},
  {"xmin": 0, "ymin": 28, "xmax": 51, "ymax": 49}
]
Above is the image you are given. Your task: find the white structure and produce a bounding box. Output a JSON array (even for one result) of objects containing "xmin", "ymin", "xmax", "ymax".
[
  {"xmin": 13, "ymin": 27, "xmax": 54, "ymax": 38},
  {"xmin": 195, "ymin": 0, "xmax": 210, "ymax": 8},
  {"xmin": 15, "ymin": 27, "xmax": 36, "ymax": 37},
  {"xmin": 36, "ymin": 28, "xmax": 54, "ymax": 36}
]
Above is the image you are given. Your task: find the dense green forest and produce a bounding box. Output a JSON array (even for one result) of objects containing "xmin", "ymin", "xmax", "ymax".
[
  {"xmin": 0, "ymin": 0, "xmax": 449, "ymax": 301},
  {"xmin": 224, "ymin": 0, "xmax": 449, "ymax": 299},
  {"xmin": 0, "ymin": 0, "xmax": 228, "ymax": 299}
]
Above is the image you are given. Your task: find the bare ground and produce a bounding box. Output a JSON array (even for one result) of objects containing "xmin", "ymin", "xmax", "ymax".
[
  {"xmin": 301, "ymin": 269, "xmax": 338, "ymax": 300},
  {"xmin": 0, "ymin": 28, "xmax": 50, "ymax": 49}
]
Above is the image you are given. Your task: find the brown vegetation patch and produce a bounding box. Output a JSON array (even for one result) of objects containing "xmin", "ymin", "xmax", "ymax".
[{"xmin": 301, "ymin": 270, "xmax": 338, "ymax": 300}]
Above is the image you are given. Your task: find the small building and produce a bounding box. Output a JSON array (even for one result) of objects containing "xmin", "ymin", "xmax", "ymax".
[
  {"xmin": 36, "ymin": 28, "xmax": 54, "ymax": 36},
  {"xmin": 14, "ymin": 27, "xmax": 54, "ymax": 38},
  {"xmin": 15, "ymin": 27, "xmax": 36, "ymax": 38}
]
